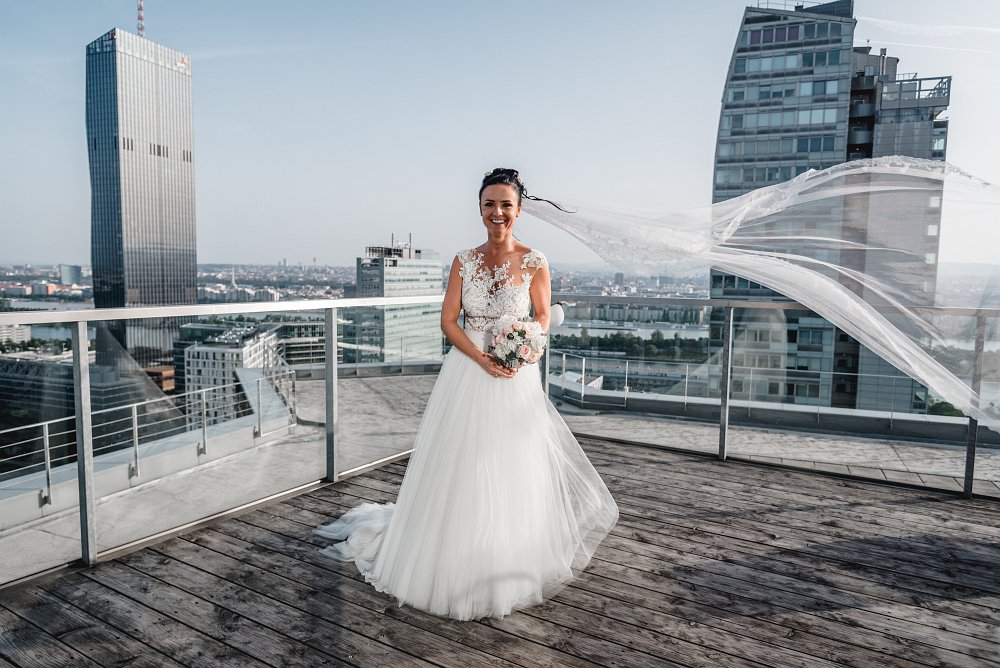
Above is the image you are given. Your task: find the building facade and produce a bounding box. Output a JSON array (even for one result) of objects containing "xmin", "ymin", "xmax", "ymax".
[
  {"xmin": 86, "ymin": 28, "xmax": 197, "ymax": 367},
  {"xmin": 184, "ymin": 325, "xmax": 280, "ymax": 427},
  {"xmin": 711, "ymin": 0, "xmax": 950, "ymax": 412},
  {"xmin": 344, "ymin": 244, "xmax": 444, "ymax": 364}
]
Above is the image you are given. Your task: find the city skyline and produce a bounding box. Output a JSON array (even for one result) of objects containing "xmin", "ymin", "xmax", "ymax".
[{"xmin": 1, "ymin": 1, "xmax": 999, "ymax": 267}]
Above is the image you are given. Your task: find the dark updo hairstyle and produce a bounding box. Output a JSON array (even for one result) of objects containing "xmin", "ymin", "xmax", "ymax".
[{"xmin": 479, "ymin": 167, "xmax": 573, "ymax": 212}]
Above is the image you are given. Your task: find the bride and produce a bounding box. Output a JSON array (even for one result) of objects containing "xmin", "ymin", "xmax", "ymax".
[{"xmin": 315, "ymin": 167, "xmax": 619, "ymax": 621}]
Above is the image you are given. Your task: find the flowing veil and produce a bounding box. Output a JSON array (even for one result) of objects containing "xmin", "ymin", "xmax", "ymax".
[{"xmin": 523, "ymin": 157, "xmax": 1000, "ymax": 432}]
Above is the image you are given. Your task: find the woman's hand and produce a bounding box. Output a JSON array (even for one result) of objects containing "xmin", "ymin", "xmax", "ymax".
[{"xmin": 477, "ymin": 351, "xmax": 517, "ymax": 379}]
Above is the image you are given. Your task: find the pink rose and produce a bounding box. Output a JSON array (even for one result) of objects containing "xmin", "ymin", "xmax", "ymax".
[{"xmin": 518, "ymin": 345, "xmax": 531, "ymax": 358}]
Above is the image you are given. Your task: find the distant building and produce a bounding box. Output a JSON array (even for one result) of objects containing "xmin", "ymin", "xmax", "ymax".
[
  {"xmin": 184, "ymin": 325, "xmax": 280, "ymax": 426},
  {"xmin": 59, "ymin": 265, "xmax": 83, "ymax": 286},
  {"xmin": 29, "ymin": 283, "xmax": 56, "ymax": 297},
  {"xmin": 344, "ymin": 244, "xmax": 443, "ymax": 364},
  {"xmin": 86, "ymin": 28, "xmax": 197, "ymax": 367},
  {"xmin": 710, "ymin": 0, "xmax": 949, "ymax": 412},
  {"xmin": 0, "ymin": 325, "xmax": 31, "ymax": 345}
]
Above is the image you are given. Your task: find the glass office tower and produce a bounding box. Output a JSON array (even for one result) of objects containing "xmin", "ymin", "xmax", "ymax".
[
  {"xmin": 711, "ymin": 0, "xmax": 951, "ymax": 412},
  {"xmin": 344, "ymin": 245, "xmax": 444, "ymax": 364},
  {"xmin": 86, "ymin": 28, "xmax": 197, "ymax": 367}
]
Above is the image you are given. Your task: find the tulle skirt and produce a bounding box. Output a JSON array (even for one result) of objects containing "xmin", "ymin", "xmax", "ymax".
[{"xmin": 315, "ymin": 329, "xmax": 619, "ymax": 621}]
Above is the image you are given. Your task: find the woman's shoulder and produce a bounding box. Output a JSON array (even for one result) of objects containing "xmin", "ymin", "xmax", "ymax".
[
  {"xmin": 520, "ymin": 247, "xmax": 547, "ymax": 270},
  {"xmin": 456, "ymin": 247, "xmax": 482, "ymax": 264}
]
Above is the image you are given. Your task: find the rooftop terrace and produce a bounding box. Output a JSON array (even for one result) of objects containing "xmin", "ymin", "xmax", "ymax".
[{"xmin": 3, "ymin": 437, "xmax": 999, "ymax": 667}]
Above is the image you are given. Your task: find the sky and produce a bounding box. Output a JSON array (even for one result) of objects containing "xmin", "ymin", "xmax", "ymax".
[{"xmin": 1, "ymin": 0, "xmax": 998, "ymax": 268}]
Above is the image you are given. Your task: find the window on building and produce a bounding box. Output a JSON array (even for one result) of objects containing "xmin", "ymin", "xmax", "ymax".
[{"xmin": 804, "ymin": 23, "xmax": 815, "ymax": 39}]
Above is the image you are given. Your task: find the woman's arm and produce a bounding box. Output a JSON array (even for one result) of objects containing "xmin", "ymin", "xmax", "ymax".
[
  {"xmin": 441, "ymin": 257, "xmax": 515, "ymax": 378},
  {"xmin": 529, "ymin": 263, "xmax": 552, "ymax": 331}
]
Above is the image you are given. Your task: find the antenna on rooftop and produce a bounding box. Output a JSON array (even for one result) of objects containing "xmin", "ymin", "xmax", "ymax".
[{"xmin": 137, "ymin": 0, "xmax": 145, "ymax": 37}]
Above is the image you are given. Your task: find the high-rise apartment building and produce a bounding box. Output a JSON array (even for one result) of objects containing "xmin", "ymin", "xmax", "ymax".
[
  {"xmin": 344, "ymin": 244, "xmax": 444, "ymax": 364},
  {"xmin": 86, "ymin": 28, "xmax": 197, "ymax": 367},
  {"xmin": 711, "ymin": 0, "xmax": 950, "ymax": 412}
]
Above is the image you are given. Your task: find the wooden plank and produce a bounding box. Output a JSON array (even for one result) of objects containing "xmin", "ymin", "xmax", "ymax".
[
  {"xmin": 207, "ymin": 517, "xmax": 674, "ymax": 668},
  {"xmin": 40, "ymin": 573, "xmax": 272, "ymax": 668},
  {"xmin": 83, "ymin": 560, "xmax": 400, "ymax": 668},
  {"xmin": 316, "ymin": 467, "xmax": 1000, "ymax": 632},
  {"xmin": 583, "ymin": 446, "xmax": 1000, "ymax": 536},
  {"xmin": 1, "ymin": 586, "xmax": 185, "ymax": 668},
  {"xmin": 592, "ymin": 462, "xmax": 1000, "ymax": 591},
  {"xmin": 282, "ymin": 497, "xmax": 910, "ymax": 666},
  {"xmin": 330, "ymin": 454, "xmax": 1000, "ymax": 668},
  {"xmin": 586, "ymin": 449, "xmax": 1000, "ymax": 545},
  {"xmin": 264, "ymin": 500, "xmax": 843, "ymax": 667},
  {"xmin": 226, "ymin": 511, "xmax": 685, "ymax": 668},
  {"xmin": 565, "ymin": 569, "xmax": 926, "ymax": 668},
  {"xmin": 590, "ymin": 542, "xmax": 1000, "ymax": 665},
  {"xmin": 0, "ymin": 606, "xmax": 102, "ymax": 668},
  {"xmin": 307, "ymin": 463, "xmax": 1000, "ymax": 659},
  {"xmin": 126, "ymin": 541, "xmax": 521, "ymax": 668},
  {"xmin": 598, "ymin": 525, "xmax": 1000, "ymax": 648},
  {"xmin": 294, "ymin": 486, "xmax": 992, "ymax": 668},
  {"xmin": 180, "ymin": 526, "xmax": 606, "ymax": 668},
  {"xmin": 609, "ymin": 509, "xmax": 1000, "ymax": 628},
  {"xmin": 580, "ymin": 440, "xmax": 1000, "ymax": 530}
]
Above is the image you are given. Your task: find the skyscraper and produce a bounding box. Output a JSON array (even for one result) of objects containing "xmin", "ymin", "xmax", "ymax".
[
  {"xmin": 344, "ymin": 244, "xmax": 444, "ymax": 364},
  {"xmin": 86, "ymin": 28, "xmax": 197, "ymax": 367},
  {"xmin": 711, "ymin": 0, "xmax": 950, "ymax": 412}
]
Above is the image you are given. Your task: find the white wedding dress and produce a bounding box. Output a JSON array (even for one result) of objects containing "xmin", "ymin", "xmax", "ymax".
[{"xmin": 315, "ymin": 248, "xmax": 619, "ymax": 621}]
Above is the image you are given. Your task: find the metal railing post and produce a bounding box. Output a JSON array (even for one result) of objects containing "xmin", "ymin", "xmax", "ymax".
[
  {"xmin": 324, "ymin": 308, "xmax": 339, "ymax": 482},
  {"xmin": 129, "ymin": 404, "xmax": 140, "ymax": 479},
  {"xmin": 198, "ymin": 389, "xmax": 208, "ymax": 456},
  {"xmin": 544, "ymin": 346, "xmax": 550, "ymax": 397},
  {"xmin": 684, "ymin": 363, "xmax": 689, "ymax": 411},
  {"xmin": 40, "ymin": 422, "xmax": 52, "ymax": 506},
  {"xmin": 718, "ymin": 306, "xmax": 734, "ymax": 460},
  {"xmin": 561, "ymin": 353, "xmax": 567, "ymax": 399},
  {"xmin": 580, "ymin": 357, "xmax": 587, "ymax": 403},
  {"xmin": 256, "ymin": 376, "xmax": 263, "ymax": 437},
  {"xmin": 889, "ymin": 376, "xmax": 896, "ymax": 430},
  {"xmin": 71, "ymin": 321, "xmax": 97, "ymax": 566},
  {"xmin": 963, "ymin": 313, "xmax": 987, "ymax": 498},
  {"xmin": 748, "ymin": 367, "xmax": 754, "ymax": 417},
  {"xmin": 624, "ymin": 359, "xmax": 629, "ymax": 409}
]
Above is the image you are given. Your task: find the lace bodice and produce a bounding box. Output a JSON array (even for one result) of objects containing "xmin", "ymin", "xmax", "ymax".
[{"xmin": 458, "ymin": 248, "xmax": 547, "ymax": 332}]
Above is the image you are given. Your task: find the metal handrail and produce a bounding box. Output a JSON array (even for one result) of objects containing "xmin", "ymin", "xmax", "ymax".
[{"xmin": 0, "ymin": 292, "xmax": 995, "ymax": 588}]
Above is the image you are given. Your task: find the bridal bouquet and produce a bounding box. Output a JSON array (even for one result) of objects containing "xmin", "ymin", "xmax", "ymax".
[{"xmin": 489, "ymin": 317, "xmax": 548, "ymax": 369}]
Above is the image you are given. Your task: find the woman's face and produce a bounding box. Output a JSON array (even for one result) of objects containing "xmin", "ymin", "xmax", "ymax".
[{"xmin": 480, "ymin": 183, "xmax": 521, "ymax": 240}]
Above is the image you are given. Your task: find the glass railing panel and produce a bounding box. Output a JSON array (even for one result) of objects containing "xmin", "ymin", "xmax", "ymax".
[
  {"xmin": 0, "ymin": 317, "xmax": 88, "ymax": 585},
  {"xmin": 548, "ymin": 306, "xmax": 719, "ymax": 453},
  {"xmin": 88, "ymin": 309, "xmax": 325, "ymax": 553},
  {"xmin": 336, "ymin": 303, "xmax": 444, "ymax": 475},
  {"xmin": 720, "ymin": 308, "xmax": 999, "ymax": 495}
]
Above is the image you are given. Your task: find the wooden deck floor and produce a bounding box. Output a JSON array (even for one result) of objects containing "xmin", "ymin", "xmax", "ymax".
[{"xmin": 2, "ymin": 438, "xmax": 1000, "ymax": 667}]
